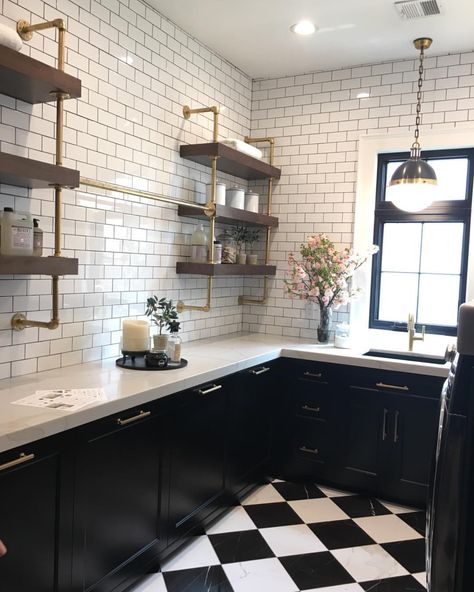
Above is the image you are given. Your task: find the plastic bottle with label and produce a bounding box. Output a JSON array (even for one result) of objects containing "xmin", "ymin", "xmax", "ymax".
[
  {"xmin": 1, "ymin": 208, "xmax": 33, "ymax": 256},
  {"xmin": 190, "ymin": 223, "xmax": 208, "ymax": 262}
]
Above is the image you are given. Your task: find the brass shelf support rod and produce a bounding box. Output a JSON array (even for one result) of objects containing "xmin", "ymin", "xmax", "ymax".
[
  {"xmin": 239, "ymin": 137, "xmax": 275, "ymax": 306},
  {"xmin": 178, "ymin": 105, "xmax": 221, "ymax": 313},
  {"xmin": 12, "ymin": 18, "xmax": 69, "ymax": 332}
]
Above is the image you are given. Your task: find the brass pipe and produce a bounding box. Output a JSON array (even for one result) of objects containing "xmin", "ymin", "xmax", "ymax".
[
  {"xmin": 183, "ymin": 105, "xmax": 220, "ymax": 143},
  {"xmin": 177, "ymin": 276, "xmax": 212, "ymax": 313},
  {"xmin": 11, "ymin": 276, "xmax": 60, "ymax": 331},
  {"xmin": 17, "ymin": 19, "xmax": 66, "ymax": 71},
  {"xmin": 80, "ymin": 177, "xmax": 215, "ymax": 215},
  {"xmin": 239, "ymin": 136, "xmax": 276, "ymax": 305}
]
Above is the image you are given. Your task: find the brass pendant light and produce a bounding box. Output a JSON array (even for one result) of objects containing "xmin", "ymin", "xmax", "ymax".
[{"xmin": 388, "ymin": 37, "xmax": 438, "ymax": 212}]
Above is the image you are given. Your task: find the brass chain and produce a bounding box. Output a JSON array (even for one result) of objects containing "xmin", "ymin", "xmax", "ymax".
[{"xmin": 412, "ymin": 47, "xmax": 425, "ymax": 149}]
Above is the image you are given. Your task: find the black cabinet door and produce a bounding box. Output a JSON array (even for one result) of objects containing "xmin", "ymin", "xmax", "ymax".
[
  {"xmin": 71, "ymin": 405, "xmax": 163, "ymax": 592},
  {"xmin": 385, "ymin": 392, "xmax": 440, "ymax": 507},
  {"xmin": 0, "ymin": 437, "xmax": 71, "ymax": 592},
  {"xmin": 226, "ymin": 363, "xmax": 275, "ymax": 497},
  {"xmin": 336, "ymin": 386, "xmax": 388, "ymax": 492},
  {"xmin": 166, "ymin": 378, "xmax": 228, "ymax": 546}
]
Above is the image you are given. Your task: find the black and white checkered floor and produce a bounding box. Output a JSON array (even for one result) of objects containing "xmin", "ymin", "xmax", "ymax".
[{"xmin": 133, "ymin": 480, "xmax": 427, "ymax": 592}]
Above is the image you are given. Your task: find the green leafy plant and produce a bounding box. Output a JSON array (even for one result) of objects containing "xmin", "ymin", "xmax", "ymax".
[
  {"xmin": 145, "ymin": 296, "xmax": 178, "ymax": 334},
  {"xmin": 245, "ymin": 228, "xmax": 261, "ymax": 253},
  {"xmin": 230, "ymin": 225, "xmax": 248, "ymax": 254},
  {"xmin": 168, "ymin": 320, "xmax": 181, "ymax": 334}
]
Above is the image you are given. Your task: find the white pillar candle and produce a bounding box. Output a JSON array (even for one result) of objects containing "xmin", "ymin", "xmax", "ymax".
[{"xmin": 122, "ymin": 319, "xmax": 149, "ymax": 352}]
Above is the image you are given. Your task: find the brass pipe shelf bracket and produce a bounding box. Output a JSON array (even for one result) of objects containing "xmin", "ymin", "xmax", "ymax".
[
  {"xmin": 178, "ymin": 105, "xmax": 221, "ymax": 312},
  {"xmin": 239, "ymin": 137, "xmax": 276, "ymax": 306},
  {"xmin": 17, "ymin": 18, "xmax": 66, "ymax": 71},
  {"xmin": 11, "ymin": 19, "xmax": 69, "ymax": 332}
]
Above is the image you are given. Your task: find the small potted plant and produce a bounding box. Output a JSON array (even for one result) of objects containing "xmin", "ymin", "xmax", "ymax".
[
  {"xmin": 230, "ymin": 225, "xmax": 248, "ymax": 264},
  {"xmin": 145, "ymin": 296, "xmax": 179, "ymax": 351},
  {"xmin": 245, "ymin": 228, "xmax": 260, "ymax": 265}
]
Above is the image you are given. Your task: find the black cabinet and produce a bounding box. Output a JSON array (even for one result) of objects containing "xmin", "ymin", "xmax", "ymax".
[
  {"xmin": 0, "ymin": 437, "xmax": 72, "ymax": 592},
  {"xmin": 71, "ymin": 403, "xmax": 164, "ymax": 592},
  {"xmin": 226, "ymin": 362, "xmax": 276, "ymax": 498},
  {"xmin": 165, "ymin": 378, "xmax": 229, "ymax": 547}
]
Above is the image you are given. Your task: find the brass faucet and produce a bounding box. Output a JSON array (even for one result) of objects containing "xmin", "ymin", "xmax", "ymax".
[{"xmin": 407, "ymin": 313, "xmax": 425, "ymax": 351}]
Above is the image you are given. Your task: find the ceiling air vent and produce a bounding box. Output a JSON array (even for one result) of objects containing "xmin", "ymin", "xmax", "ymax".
[{"xmin": 394, "ymin": 0, "xmax": 442, "ymax": 19}]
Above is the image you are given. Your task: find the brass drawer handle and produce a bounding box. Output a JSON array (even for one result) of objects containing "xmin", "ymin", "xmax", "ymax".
[
  {"xmin": 0, "ymin": 452, "xmax": 35, "ymax": 472},
  {"xmin": 299, "ymin": 445, "xmax": 319, "ymax": 455},
  {"xmin": 303, "ymin": 371, "xmax": 322, "ymax": 379},
  {"xmin": 250, "ymin": 366, "xmax": 270, "ymax": 376},
  {"xmin": 195, "ymin": 384, "xmax": 222, "ymax": 395},
  {"xmin": 117, "ymin": 410, "xmax": 151, "ymax": 426},
  {"xmin": 302, "ymin": 404, "xmax": 321, "ymax": 413},
  {"xmin": 376, "ymin": 382, "xmax": 409, "ymax": 392}
]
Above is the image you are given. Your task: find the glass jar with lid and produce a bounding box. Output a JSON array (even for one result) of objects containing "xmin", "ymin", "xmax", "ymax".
[{"xmin": 217, "ymin": 230, "xmax": 237, "ymax": 264}]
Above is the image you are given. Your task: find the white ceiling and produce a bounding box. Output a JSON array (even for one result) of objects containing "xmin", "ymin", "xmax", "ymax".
[{"xmin": 147, "ymin": 0, "xmax": 474, "ymax": 78}]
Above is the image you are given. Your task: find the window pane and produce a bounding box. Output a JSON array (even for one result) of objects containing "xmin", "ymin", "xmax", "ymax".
[
  {"xmin": 384, "ymin": 162, "xmax": 403, "ymax": 201},
  {"xmin": 381, "ymin": 223, "xmax": 422, "ymax": 272},
  {"xmin": 418, "ymin": 274, "xmax": 460, "ymax": 326},
  {"xmin": 379, "ymin": 272, "xmax": 418, "ymax": 322},
  {"xmin": 420, "ymin": 223, "xmax": 464, "ymax": 274},
  {"xmin": 426, "ymin": 158, "xmax": 468, "ymax": 201}
]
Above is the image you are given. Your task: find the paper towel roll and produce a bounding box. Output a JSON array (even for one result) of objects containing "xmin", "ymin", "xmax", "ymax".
[{"xmin": 0, "ymin": 23, "xmax": 22, "ymax": 52}]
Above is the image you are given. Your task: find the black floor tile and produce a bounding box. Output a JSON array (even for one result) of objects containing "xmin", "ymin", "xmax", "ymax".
[
  {"xmin": 163, "ymin": 565, "xmax": 234, "ymax": 592},
  {"xmin": 272, "ymin": 481, "xmax": 326, "ymax": 501},
  {"xmin": 382, "ymin": 538, "xmax": 426, "ymax": 573},
  {"xmin": 243, "ymin": 502, "xmax": 304, "ymax": 528},
  {"xmin": 309, "ymin": 519, "xmax": 376, "ymax": 549},
  {"xmin": 360, "ymin": 574, "xmax": 425, "ymax": 591},
  {"xmin": 279, "ymin": 551, "xmax": 355, "ymax": 590},
  {"xmin": 332, "ymin": 495, "xmax": 392, "ymax": 518},
  {"xmin": 209, "ymin": 529, "xmax": 274, "ymax": 564},
  {"xmin": 398, "ymin": 511, "xmax": 426, "ymax": 536}
]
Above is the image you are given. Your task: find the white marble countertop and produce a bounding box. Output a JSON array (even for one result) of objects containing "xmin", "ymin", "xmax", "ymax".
[{"xmin": 0, "ymin": 332, "xmax": 451, "ymax": 454}]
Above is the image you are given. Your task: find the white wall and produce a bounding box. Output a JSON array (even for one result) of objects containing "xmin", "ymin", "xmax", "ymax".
[
  {"xmin": 244, "ymin": 51, "xmax": 474, "ymax": 338},
  {"xmin": 0, "ymin": 0, "xmax": 253, "ymax": 377}
]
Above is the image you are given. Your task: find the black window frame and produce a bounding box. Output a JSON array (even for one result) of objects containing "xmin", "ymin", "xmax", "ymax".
[{"xmin": 369, "ymin": 147, "xmax": 473, "ymax": 336}]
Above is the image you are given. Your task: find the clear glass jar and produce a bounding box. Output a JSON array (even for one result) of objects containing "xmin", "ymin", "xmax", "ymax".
[
  {"xmin": 217, "ymin": 230, "xmax": 237, "ymax": 264},
  {"xmin": 334, "ymin": 323, "xmax": 351, "ymax": 349},
  {"xmin": 167, "ymin": 332, "xmax": 182, "ymax": 363}
]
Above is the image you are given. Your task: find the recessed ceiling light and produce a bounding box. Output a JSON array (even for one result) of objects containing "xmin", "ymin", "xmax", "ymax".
[
  {"xmin": 357, "ymin": 92, "xmax": 370, "ymax": 99},
  {"xmin": 290, "ymin": 20, "xmax": 316, "ymax": 36}
]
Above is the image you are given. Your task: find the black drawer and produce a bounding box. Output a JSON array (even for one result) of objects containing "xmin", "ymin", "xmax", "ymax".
[
  {"xmin": 346, "ymin": 366, "xmax": 445, "ymax": 398},
  {"xmin": 293, "ymin": 418, "xmax": 331, "ymax": 465},
  {"xmin": 294, "ymin": 386, "xmax": 331, "ymax": 420}
]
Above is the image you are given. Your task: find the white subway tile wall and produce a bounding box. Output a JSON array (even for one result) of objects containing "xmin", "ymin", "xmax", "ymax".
[
  {"xmin": 243, "ymin": 52, "xmax": 474, "ymax": 338},
  {"xmin": 0, "ymin": 0, "xmax": 252, "ymax": 377},
  {"xmin": 1, "ymin": 0, "xmax": 474, "ymax": 377}
]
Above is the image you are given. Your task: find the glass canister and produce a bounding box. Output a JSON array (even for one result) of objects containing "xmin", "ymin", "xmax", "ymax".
[
  {"xmin": 334, "ymin": 323, "xmax": 351, "ymax": 349},
  {"xmin": 217, "ymin": 230, "xmax": 237, "ymax": 264}
]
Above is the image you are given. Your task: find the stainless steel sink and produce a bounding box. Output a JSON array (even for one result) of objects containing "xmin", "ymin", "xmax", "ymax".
[{"xmin": 363, "ymin": 349, "xmax": 447, "ymax": 365}]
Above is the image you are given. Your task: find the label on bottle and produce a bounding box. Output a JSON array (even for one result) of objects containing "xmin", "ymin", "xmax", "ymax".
[
  {"xmin": 12, "ymin": 226, "xmax": 33, "ymax": 248},
  {"xmin": 191, "ymin": 245, "xmax": 207, "ymax": 262},
  {"xmin": 172, "ymin": 343, "xmax": 181, "ymax": 363}
]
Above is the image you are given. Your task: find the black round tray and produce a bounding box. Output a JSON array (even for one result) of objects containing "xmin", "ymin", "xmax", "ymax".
[{"xmin": 116, "ymin": 355, "xmax": 188, "ymax": 371}]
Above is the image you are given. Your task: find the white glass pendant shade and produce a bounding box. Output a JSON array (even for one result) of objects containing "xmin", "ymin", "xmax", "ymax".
[{"xmin": 388, "ymin": 157, "xmax": 438, "ymax": 212}]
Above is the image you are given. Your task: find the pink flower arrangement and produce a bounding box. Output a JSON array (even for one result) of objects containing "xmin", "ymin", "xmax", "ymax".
[{"xmin": 284, "ymin": 234, "xmax": 378, "ymax": 310}]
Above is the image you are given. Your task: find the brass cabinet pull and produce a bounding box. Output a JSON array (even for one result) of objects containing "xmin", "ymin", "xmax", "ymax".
[
  {"xmin": 250, "ymin": 366, "xmax": 270, "ymax": 376},
  {"xmin": 116, "ymin": 410, "xmax": 151, "ymax": 426},
  {"xmin": 302, "ymin": 404, "xmax": 320, "ymax": 413},
  {"xmin": 0, "ymin": 452, "xmax": 35, "ymax": 472},
  {"xmin": 382, "ymin": 408, "xmax": 388, "ymax": 441},
  {"xmin": 303, "ymin": 371, "xmax": 322, "ymax": 379},
  {"xmin": 195, "ymin": 384, "xmax": 222, "ymax": 396},
  {"xmin": 299, "ymin": 445, "xmax": 319, "ymax": 455},
  {"xmin": 394, "ymin": 410, "xmax": 400, "ymax": 443},
  {"xmin": 376, "ymin": 382, "xmax": 409, "ymax": 392}
]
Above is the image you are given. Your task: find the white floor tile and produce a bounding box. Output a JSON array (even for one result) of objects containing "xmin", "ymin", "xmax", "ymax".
[
  {"xmin": 223, "ymin": 558, "xmax": 298, "ymax": 592},
  {"xmin": 331, "ymin": 545, "xmax": 409, "ymax": 582},
  {"xmin": 305, "ymin": 585, "xmax": 364, "ymax": 592},
  {"xmin": 260, "ymin": 524, "xmax": 327, "ymax": 556},
  {"xmin": 380, "ymin": 500, "xmax": 418, "ymax": 514},
  {"xmin": 317, "ymin": 485, "xmax": 353, "ymax": 498},
  {"xmin": 289, "ymin": 497, "xmax": 350, "ymax": 523},
  {"xmin": 129, "ymin": 573, "xmax": 167, "ymax": 592},
  {"xmin": 161, "ymin": 535, "xmax": 220, "ymax": 572},
  {"xmin": 413, "ymin": 571, "xmax": 427, "ymax": 588},
  {"xmin": 354, "ymin": 515, "xmax": 422, "ymax": 543},
  {"xmin": 206, "ymin": 505, "xmax": 257, "ymax": 534},
  {"xmin": 241, "ymin": 484, "xmax": 286, "ymax": 505}
]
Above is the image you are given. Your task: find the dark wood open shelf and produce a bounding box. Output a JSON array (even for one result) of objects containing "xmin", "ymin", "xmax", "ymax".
[
  {"xmin": 180, "ymin": 143, "xmax": 281, "ymax": 180},
  {"xmin": 176, "ymin": 262, "xmax": 276, "ymax": 276},
  {"xmin": 0, "ymin": 45, "xmax": 81, "ymax": 104},
  {"xmin": 178, "ymin": 203, "xmax": 279, "ymax": 228},
  {"xmin": 0, "ymin": 152, "xmax": 79, "ymax": 188},
  {"xmin": 0, "ymin": 255, "xmax": 78, "ymax": 275}
]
